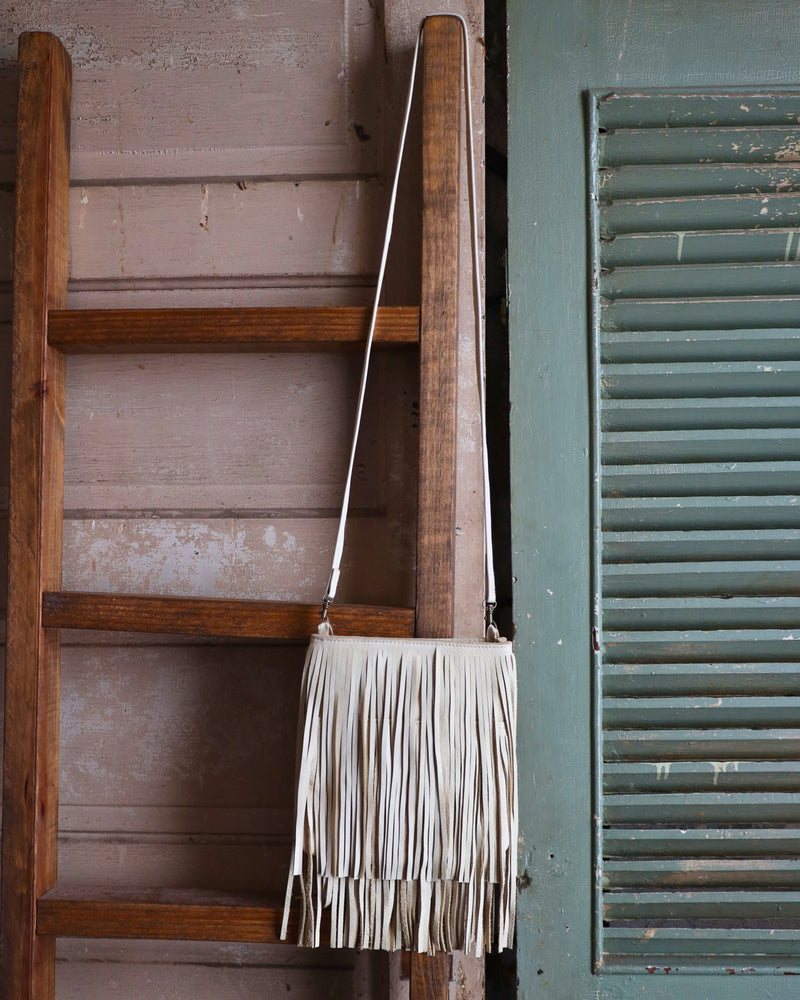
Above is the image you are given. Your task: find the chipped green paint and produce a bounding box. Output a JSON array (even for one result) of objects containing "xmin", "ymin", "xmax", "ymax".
[{"xmin": 509, "ymin": 0, "xmax": 800, "ymax": 996}]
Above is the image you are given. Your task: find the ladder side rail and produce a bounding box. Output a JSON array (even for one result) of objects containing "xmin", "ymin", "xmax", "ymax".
[
  {"xmin": 1, "ymin": 31, "xmax": 71, "ymax": 1000},
  {"xmin": 413, "ymin": 14, "xmax": 463, "ymax": 1000}
]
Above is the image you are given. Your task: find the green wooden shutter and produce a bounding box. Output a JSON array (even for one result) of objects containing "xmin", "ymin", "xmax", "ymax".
[{"xmin": 592, "ymin": 90, "xmax": 800, "ymax": 974}]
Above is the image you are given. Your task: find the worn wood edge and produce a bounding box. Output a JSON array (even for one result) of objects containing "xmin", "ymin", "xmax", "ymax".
[
  {"xmin": 36, "ymin": 886, "xmax": 303, "ymax": 944},
  {"xmin": 413, "ymin": 15, "xmax": 463, "ymax": 1000},
  {"xmin": 409, "ymin": 950, "xmax": 452, "ymax": 995},
  {"xmin": 42, "ymin": 591, "xmax": 415, "ymax": 639},
  {"xmin": 2, "ymin": 29, "xmax": 71, "ymax": 1000},
  {"xmin": 47, "ymin": 306, "xmax": 420, "ymax": 352},
  {"xmin": 415, "ymin": 14, "xmax": 462, "ymax": 642}
]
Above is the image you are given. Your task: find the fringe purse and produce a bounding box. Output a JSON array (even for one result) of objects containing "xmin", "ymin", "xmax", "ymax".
[{"xmin": 281, "ymin": 14, "xmax": 517, "ymax": 957}]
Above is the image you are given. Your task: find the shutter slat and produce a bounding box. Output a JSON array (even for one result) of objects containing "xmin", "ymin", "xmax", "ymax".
[
  {"xmin": 593, "ymin": 88, "xmax": 800, "ymax": 972},
  {"xmin": 604, "ymin": 262, "xmax": 800, "ymax": 298},
  {"xmin": 604, "ymin": 761, "xmax": 800, "ymax": 794},
  {"xmin": 602, "ymin": 561, "xmax": 800, "ymax": 595},
  {"xmin": 603, "ymin": 398, "xmax": 800, "ymax": 431},
  {"xmin": 603, "ymin": 428, "xmax": 800, "ymax": 464},
  {"xmin": 600, "ymin": 195, "xmax": 800, "ymax": 236},
  {"xmin": 605, "ymin": 928, "xmax": 800, "ymax": 963},
  {"xmin": 599, "ymin": 92, "xmax": 800, "ymax": 129},
  {"xmin": 604, "ymin": 295, "xmax": 800, "ymax": 330},
  {"xmin": 601, "ymin": 127, "xmax": 800, "ymax": 166},
  {"xmin": 606, "ymin": 729, "xmax": 800, "ymax": 758},
  {"xmin": 603, "ymin": 496, "xmax": 800, "ymax": 531},
  {"xmin": 605, "ymin": 631, "xmax": 800, "ymax": 663},
  {"xmin": 604, "ymin": 793, "xmax": 800, "ymax": 825},
  {"xmin": 603, "ymin": 464, "xmax": 800, "ymax": 498},
  {"xmin": 606, "ymin": 957, "xmax": 800, "ymax": 974},
  {"xmin": 603, "ymin": 662, "xmax": 800, "ymax": 696},
  {"xmin": 603, "ymin": 890, "xmax": 800, "ymax": 919},
  {"xmin": 603, "ymin": 696, "xmax": 800, "ymax": 728},
  {"xmin": 604, "ymin": 859, "xmax": 800, "ymax": 888},
  {"xmin": 605, "ymin": 828, "xmax": 800, "ymax": 856},
  {"xmin": 604, "ymin": 531, "xmax": 800, "ymax": 562},
  {"xmin": 603, "ymin": 598, "xmax": 800, "ymax": 631},
  {"xmin": 601, "ymin": 163, "xmax": 800, "ymax": 200},
  {"xmin": 601, "ymin": 331, "xmax": 800, "ymax": 364},
  {"xmin": 602, "ymin": 230, "xmax": 800, "ymax": 268},
  {"xmin": 602, "ymin": 361, "xmax": 800, "ymax": 397}
]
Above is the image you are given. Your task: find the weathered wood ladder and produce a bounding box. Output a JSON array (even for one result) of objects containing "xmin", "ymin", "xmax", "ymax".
[{"xmin": 0, "ymin": 18, "xmax": 464, "ymax": 1000}]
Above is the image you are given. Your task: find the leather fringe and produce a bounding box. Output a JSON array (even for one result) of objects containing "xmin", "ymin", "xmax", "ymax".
[{"xmin": 282, "ymin": 634, "xmax": 517, "ymax": 955}]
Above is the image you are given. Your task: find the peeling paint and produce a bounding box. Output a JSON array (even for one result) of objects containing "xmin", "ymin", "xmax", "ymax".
[{"xmin": 199, "ymin": 183, "xmax": 209, "ymax": 231}]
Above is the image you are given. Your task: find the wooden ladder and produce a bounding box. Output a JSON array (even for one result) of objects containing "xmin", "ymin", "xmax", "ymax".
[{"xmin": 1, "ymin": 18, "xmax": 464, "ymax": 1000}]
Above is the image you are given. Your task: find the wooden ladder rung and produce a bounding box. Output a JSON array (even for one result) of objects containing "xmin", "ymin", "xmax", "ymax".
[
  {"xmin": 42, "ymin": 590, "xmax": 415, "ymax": 639},
  {"xmin": 47, "ymin": 305, "xmax": 420, "ymax": 353},
  {"xmin": 37, "ymin": 886, "xmax": 299, "ymax": 943}
]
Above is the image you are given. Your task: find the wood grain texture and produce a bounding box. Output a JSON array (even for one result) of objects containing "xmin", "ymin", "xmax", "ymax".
[
  {"xmin": 0, "ymin": 182, "xmax": 389, "ymax": 288},
  {"xmin": 62, "ymin": 181, "xmax": 386, "ymax": 285},
  {"xmin": 42, "ymin": 591, "xmax": 415, "ymax": 639},
  {"xmin": 412, "ymin": 15, "xmax": 462, "ymax": 1000},
  {"xmin": 60, "ymin": 517, "xmax": 415, "ymax": 610},
  {"xmin": 60, "ymin": 353, "xmax": 405, "ymax": 519},
  {"xmin": 1, "ymin": 31, "xmax": 70, "ymax": 1000},
  {"xmin": 0, "ymin": 0, "xmax": 382, "ymax": 184},
  {"xmin": 48, "ymin": 306, "xmax": 420, "ymax": 353},
  {"xmin": 56, "ymin": 950, "xmax": 365, "ymax": 1000},
  {"xmin": 415, "ymin": 15, "xmax": 461, "ymax": 642},
  {"xmin": 0, "ymin": 6, "xmax": 486, "ymax": 997},
  {"xmin": 409, "ymin": 951, "xmax": 451, "ymax": 998},
  {"xmin": 36, "ymin": 886, "xmax": 302, "ymax": 943}
]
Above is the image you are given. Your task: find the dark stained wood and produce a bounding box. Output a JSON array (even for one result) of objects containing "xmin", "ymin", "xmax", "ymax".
[
  {"xmin": 413, "ymin": 16, "xmax": 463, "ymax": 1000},
  {"xmin": 47, "ymin": 305, "xmax": 420, "ymax": 353},
  {"xmin": 42, "ymin": 591, "xmax": 415, "ymax": 639},
  {"xmin": 1, "ymin": 31, "xmax": 71, "ymax": 1000},
  {"xmin": 410, "ymin": 951, "xmax": 452, "ymax": 998},
  {"xmin": 36, "ymin": 886, "xmax": 302, "ymax": 943}
]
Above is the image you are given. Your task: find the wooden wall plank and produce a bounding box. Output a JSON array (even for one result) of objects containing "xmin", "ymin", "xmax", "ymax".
[
  {"xmin": 0, "ymin": 4, "xmax": 486, "ymax": 997},
  {"xmin": 60, "ymin": 516, "xmax": 414, "ymax": 608},
  {"xmin": 56, "ymin": 954, "xmax": 363, "ymax": 998},
  {"xmin": 3, "ymin": 180, "xmax": 384, "ymax": 285},
  {"xmin": 0, "ymin": 0, "xmax": 382, "ymax": 183},
  {"xmin": 66, "ymin": 181, "xmax": 385, "ymax": 282},
  {"xmin": 61, "ymin": 352, "xmax": 391, "ymax": 515},
  {"xmin": 1, "ymin": 30, "xmax": 70, "ymax": 1000}
]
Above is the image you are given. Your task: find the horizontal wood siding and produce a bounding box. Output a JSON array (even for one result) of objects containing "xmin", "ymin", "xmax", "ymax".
[{"xmin": 0, "ymin": 2, "xmax": 486, "ymax": 997}]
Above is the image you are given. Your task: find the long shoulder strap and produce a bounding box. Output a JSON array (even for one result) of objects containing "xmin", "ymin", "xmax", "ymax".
[{"xmin": 321, "ymin": 14, "xmax": 496, "ymax": 631}]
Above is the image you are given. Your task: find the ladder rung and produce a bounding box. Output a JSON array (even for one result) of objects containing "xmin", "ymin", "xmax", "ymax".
[
  {"xmin": 37, "ymin": 885, "xmax": 299, "ymax": 943},
  {"xmin": 47, "ymin": 306, "xmax": 419, "ymax": 353},
  {"xmin": 42, "ymin": 591, "xmax": 415, "ymax": 639}
]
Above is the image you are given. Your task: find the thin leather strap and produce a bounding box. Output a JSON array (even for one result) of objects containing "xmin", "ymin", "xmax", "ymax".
[{"xmin": 322, "ymin": 14, "xmax": 496, "ymax": 626}]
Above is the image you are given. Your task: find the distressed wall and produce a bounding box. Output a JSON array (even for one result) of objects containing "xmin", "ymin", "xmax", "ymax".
[{"xmin": 0, "ymin": 2, "xmax": 485, "ymax": 998}]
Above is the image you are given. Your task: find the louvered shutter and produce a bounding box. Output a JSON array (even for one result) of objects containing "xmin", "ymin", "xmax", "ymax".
[{"xmin": 592, "ymin": 91, "xmax": 800, "ymax": 974}]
